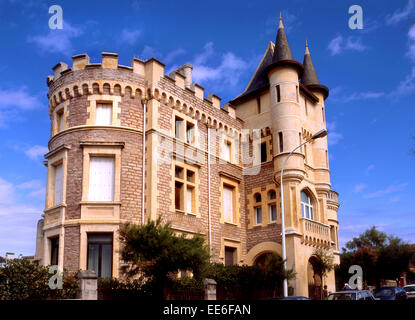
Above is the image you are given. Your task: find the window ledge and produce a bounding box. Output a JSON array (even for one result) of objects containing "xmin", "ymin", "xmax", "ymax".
[
  {"xmin": 224, "ymin": 221, "xmax": 238, "ymax": 226},
  {"xmin": 80, "ymin": 201, "xmax": 122, "ymax": 206},
  {"xmin": 44, "ymin": 203, "xmax": 67, "ymax": 213},
  {"xmin": 268, "ymin": 221, "xmax": 278, "ymax": 225}
]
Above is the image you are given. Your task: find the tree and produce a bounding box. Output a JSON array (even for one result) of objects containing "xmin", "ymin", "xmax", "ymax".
[
  {"xmin": 338, "ymin": 226, "xmax": 413, "ymax": 288},
  {"xmin": 345, "ymin": 226, "xmax": 387, "ymax": 250},
  {"xmin": 119, "ymin": 217, "xmax": 210, "ymax": 298}
]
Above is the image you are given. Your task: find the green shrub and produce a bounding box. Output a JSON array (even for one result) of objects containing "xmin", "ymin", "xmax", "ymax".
[{"xmin": 0, "ymin": 259, "xmax": 78, "ymax": 300}]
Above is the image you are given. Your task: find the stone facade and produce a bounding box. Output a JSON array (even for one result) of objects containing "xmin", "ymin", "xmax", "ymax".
[{"xmin": 35, "ymin": 19, "xmax": 340, "ymax": 298}]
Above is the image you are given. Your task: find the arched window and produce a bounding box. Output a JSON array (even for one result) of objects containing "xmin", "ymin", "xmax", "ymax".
[
  {"xmin": 301, "ymin": 191, "xmax": 314, "ymax": 220},
  {"xmin": 254, "ymin": 193, "xmax": 262, "ymax": 225},
  {"xmin": 268, "ymin": 190, "xmax": 277, "ymax": 222}
]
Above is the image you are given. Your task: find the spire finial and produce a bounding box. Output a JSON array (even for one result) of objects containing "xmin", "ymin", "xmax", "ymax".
[
  {"xmin": 279, "ymin": 12, "xmax": 284, "ymax": 29},
  {"xmin": 305, "ymin": 39, "xmax": 310, "ymax": 55}
]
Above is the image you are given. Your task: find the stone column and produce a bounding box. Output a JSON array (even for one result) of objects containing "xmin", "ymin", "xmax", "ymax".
[
  {"xmin": 76, "ymin": 270, "xmax": 98, "ymax": 300},
  {"xmin": 203, "ymin": 278, "xmax": 217, "ymax": 300}
]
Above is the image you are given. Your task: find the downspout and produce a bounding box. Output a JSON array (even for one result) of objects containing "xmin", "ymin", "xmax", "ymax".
[
  {"xmin": 207, "ymin": 126, "xmax": 212, "ymax": 260},
  {"xmin": 142, "ymin": 98, "xmax": 147, "ymax": 225}
]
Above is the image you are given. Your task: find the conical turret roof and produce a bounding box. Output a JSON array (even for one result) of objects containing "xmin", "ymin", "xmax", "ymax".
[
  {"xmin": 301, "ymin": 41, "xmax": 320, "ymax": 86},
  {"xmin": 272, "ymin": 15, "xmax": 293, "ymax": 63}
]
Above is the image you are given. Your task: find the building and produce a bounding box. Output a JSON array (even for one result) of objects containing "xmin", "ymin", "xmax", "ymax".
[{"xmin": 34, "ymin": 17, "xmax": 340, "ymax": 298}]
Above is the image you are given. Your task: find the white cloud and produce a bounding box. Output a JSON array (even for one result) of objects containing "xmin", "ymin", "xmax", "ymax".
[
  {"xmin": 27, "ymin": 22, "xmax": 83, "ymax": 56},
  {"xmin": 353, "ymin": 183, "xmax": 367, "ymax": 193},
  {"xmin": 164, "ymin": 48, "xmax": 186, "ymax": 64},
  {"xmin": 139, "ymin": 45, "xmax": 161, "ymax": 60},
  {"xmin": 363, "ymin": 182, "xmax": 409, "ymax": 199},
  {"xmin": 16, "ymin": 180, "xmax": 45, "ymax": 199},
  {"xmin": 0, "ymin": 178, "xmax": 14, "ymax": 205},
  {"xmin": 326, "ymin": 121, "xmax": 343, "ymax": 146},
  {"xmin": 328, "ymin": 35, "xmax": 367, "ymax": 56},
  {"xmin": 386, "ymin": 0, "xmax": 415, "ymax": 25},
  {"xmin": 119, "ymin": 28, "xmax": 141, "ymax": 44},
  {"xmin": 24, "ymin": 145, "xmax": 48, "ymax": 160},
  {"xmin": 0, "ymin": 86, "xmax": 43, "ymax": 111},
  {"xmin": 192, "ymin": 42, "xmax": 248, "ymax": 89},
  {"xmin": 391, "ymin": 25, "xmax": 415, "ymax": 97},
  {"xmin": 330, "ymin": 86, "xmax": 385, "ymax": 103}
]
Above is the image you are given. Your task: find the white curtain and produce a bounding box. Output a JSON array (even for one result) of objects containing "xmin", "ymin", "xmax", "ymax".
[
  {"xmin": 54, "ymin": 164, "xmax": 63, "ymax": 206},
  {"xmin": 223, "ymin": 141, "xmax": 231, "ymax": 162},
  {"xmin": 96, "ymin": 104, "xmax": 112, "ymax": 125},
  {"xmin": 223, "ymin": 186, "xmax": 234, "ymax": 223},
  {"xmin": 186, "ymin": 188, "xmax": 193, "ymax": 213},
  {"xmin": 89, "ymin": 157, "xmax": 115, "ymax": 201}
]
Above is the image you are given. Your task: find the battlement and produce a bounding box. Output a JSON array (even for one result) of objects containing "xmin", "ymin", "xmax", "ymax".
[{"xmin": 47, "ymin": 52, "xmax": 234, "ymax": 114}]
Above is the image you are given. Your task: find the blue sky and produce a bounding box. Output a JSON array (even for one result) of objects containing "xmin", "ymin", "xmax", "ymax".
[{"xmin": 0, "ymin": 0, "xmax": 415, "ymax": 256}]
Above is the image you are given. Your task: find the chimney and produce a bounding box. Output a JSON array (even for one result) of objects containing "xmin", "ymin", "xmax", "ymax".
[{"xmin": 178, "ymin": 64, "xmax": 193, "ymax": 88}]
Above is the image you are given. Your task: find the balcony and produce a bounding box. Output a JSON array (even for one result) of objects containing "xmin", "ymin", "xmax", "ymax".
[
  {"xmin": 43, "ymin": 204, "xmax": 65, "ymax": 229},
  {"xmin": 300, "ymin": 218, "xmax": 331, "ymax": 247}
]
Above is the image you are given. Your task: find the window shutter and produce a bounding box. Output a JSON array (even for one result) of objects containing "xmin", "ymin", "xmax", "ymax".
[
  {"xmin": 223, "ymin": 186, "xmax": 233, "ymax": 223},
  {"xmin": 89, "ymin": 157, "xmax": 114, "ymax": 201},
  {"xmin": 96, "ymin": 104, "xmax": 112, "ymax": 125},
  {"xmin": 54, "ymin": 164, "xmax": 63, "ymax": 206}
]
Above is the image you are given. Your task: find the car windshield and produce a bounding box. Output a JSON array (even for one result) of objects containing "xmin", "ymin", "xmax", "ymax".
[
  {"xmin": 404, "ymin": 286, "xmax": 415, "ymax": 292},
  {"xmin": 327, "ymin": 293, "xmax": 356, "ymax": 300},
  {"xmin": 375, "ymin": 289, "xmax": 394, "ymax": 297}
]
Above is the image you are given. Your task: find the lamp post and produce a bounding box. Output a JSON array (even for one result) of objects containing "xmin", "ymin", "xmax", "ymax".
[{"xmin": 280, "ymin": 129, "xmax": 328, "ymax": 297}]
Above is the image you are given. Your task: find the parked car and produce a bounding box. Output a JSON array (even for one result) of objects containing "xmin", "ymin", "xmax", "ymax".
[
  {"xmin": 403, "ymin": 285, "xmax": 415, "ymax": 299},
  {"xmin": 326, "ymin": 290, "xmax": 376, "ymax": 300},
  {"xmin": 373, "ymin": 287, "xmax": 408, "ymax": 300},
  {"xmin": 270, "ymin": 296, "xmax": 311, "ymax": 300}
]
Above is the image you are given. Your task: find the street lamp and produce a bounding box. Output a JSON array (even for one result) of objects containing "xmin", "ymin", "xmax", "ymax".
[{"xmin": 279, "ymin": 129, "xmax": 328, "ymax": 297}]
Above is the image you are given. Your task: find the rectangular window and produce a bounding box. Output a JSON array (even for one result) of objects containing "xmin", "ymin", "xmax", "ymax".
[
  {"xmin": 223, "ymin": 140, "xmax": 231, "ymax": 162},
  {"xmin": 50, "ymin": 237, "xmax": 59, "ymax": 266},
  {"xmin": 276, "ymin": 85, "xmax": 281, "ymax": 102},
  {"xmin": 186, "ymin": 122, "xmax": 194, "ymax": 144},
  {"xmin": 255, "ymin": 207, "xmax": 262, "ymax": 225},
  {"xmin": 224, "ymin": 246, "xmax": 236, "ymax": 266},
  {"xmin": 299, "ymin": 132, "xmax": 302, "ymax": 153},
  {"xmin": 175, "ymin": 117, "xmax": 184, "ymax": 140},
  {"xmin": 87, "ymin": 233, "xmax": 113, "ymax": 278},
  {"xmin": 260, "ymin": 142, "xmax": 267, "ymax": 163},
  {"xmin": 279, "ymin": 132, "xmax": 283, "ymax": 153},
  {"xmin": 322, "ymin": 107, "xmax": 325, "ymax": 123},
  {"xmin": 57, "ymin": 111, "xmax": 64, "ymax": 132},
  {"xmin": 223, "ymin": 185, "xmax": 234, "ymax": 223},
  {"xmin": 186, "ymin": 186, "xmax": 194, "ymax": 214},
  {"xmin": 257, "ymin": 97, "xmax": 261, "ymax": 114},
  {"xmin": 175, "ymin": 181, "xmax": 184, "ymax": 210},
  {"xmin": 54, "ymin": 164, "xmax": 63, "ymax": 206},
  {"xmin": 305, "ymin": 100, "xmax": 308, "ymax": 116},
  {"xmin": 175, "ymin": 165, "xmax": 196, "ymax": 214},
  {"xmin": 269, "ymin": 204, "xmax": 277, "ymax": 222},
  {"xmin": 96, "ymin": 103, "xmax": 112, "ymax": 125},
  {"xmin": 88, "ymin": 157, "xmax": 115, "ymax": 201}
]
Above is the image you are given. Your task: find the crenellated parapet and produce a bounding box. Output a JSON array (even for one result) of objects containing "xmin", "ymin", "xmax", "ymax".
[{"xmin": 47, "ymin": 52, "xmax": 240, "ymax": 134}]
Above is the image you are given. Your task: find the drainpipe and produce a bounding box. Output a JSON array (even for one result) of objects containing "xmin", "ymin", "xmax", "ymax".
[
  {"xmin": 141, "ymin": 97, "xmax": 147, "ymax": 225},
  {"xmin": 207, "ymin": 126, "xmax": 212, "ymax": 260}
]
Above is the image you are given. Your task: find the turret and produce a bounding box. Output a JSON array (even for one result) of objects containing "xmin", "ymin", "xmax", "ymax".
[
  {"xmin": 266, "ymin": 16, "xmax": 304, "ymax": 180},
  {"xmin": 301, "ymin": 42, "xmax": 330, "ymax": 188}
]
